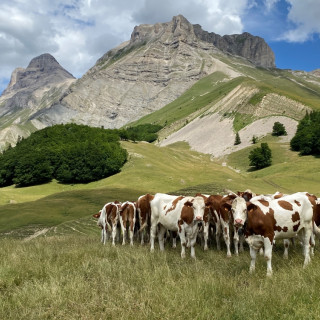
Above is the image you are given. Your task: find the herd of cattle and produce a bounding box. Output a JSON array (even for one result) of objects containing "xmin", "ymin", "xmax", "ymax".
[{"xmin": 93, "ymin": 190, "xmax": 320, "ymax": 276}]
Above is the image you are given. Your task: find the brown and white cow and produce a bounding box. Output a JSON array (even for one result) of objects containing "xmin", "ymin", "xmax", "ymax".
[
  {"xmin": 205, "ymin": 193, "xmax": 247, "ymax": 257},
  {"xmin": 119, "ymin": 201, "xmax": 136, "ymax": 246},
  {"xmin": 93, "ymin": 201, "xmax": 121, "ymax": 246},
  {"xmin": 150, "ymin": 193, "xmax": 208, "ymax": 259},
  {"xmin": 136, "ymin": 194, "xmax": 154, "ymax": 245},
  {"xmin": 234, "ymin": 192, "xmax": 315, "ymax": 276}
]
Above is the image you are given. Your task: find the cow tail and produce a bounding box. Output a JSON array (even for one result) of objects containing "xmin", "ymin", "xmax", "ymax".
[{"xmin": 101, "ymin": 206, "xmax": 112, "ymax": 232}]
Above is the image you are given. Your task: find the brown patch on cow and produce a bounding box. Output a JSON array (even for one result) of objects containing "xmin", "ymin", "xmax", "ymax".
[
  {"xmin": 292, "ymin": 211, "xmax": 300, "ymax": 222},
  {"xmin": 246, "ymin": 204, "xmax": 276, "ymax": 243},
  {"xmin": 293, "ymin": 222, "xmax": 300, "ymax": 232},
  {"xmin": 278, "ymin": 200, "xmax": 293, "ymax": 211},
  {"xmin": 294, "ymin": 200, "xmax": 301, "ymax": 207},
  {"xmin": 180, "ymin": 202, "xmax": 194, "ymax": 226},
  {"xmin": 137, "ymin": 194, "xmax": 154, "ymax": 228},
  {"xmin": 282, "ymin": 226, "xmax": 288, "ymax": 232},
  {"xmin": 258, "ymin": 199, "xmax": 269, "ymax": 207},
  {"xmin": 274, "ymin": 225, "xmax": 282, "ymax": 232},
  {"xmin": 166, "ymin": 196, "xmax": 184, "ymax": 214},
  {"xmin": 314, "ymin": 203, "xmax": 320, "ymax": 228},
  {"xmin": 273, "ymin": 193, "xmax": 283, "ymax": 199}
]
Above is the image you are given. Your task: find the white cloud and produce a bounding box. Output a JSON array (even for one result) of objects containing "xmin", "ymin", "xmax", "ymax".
[
  {"xmin": 279, "ymin": 0, "xmax": 320, "ymax": 42},
  {"xmin": 0, "ymin": 0, "xmax": 320, "ymax": 94}
]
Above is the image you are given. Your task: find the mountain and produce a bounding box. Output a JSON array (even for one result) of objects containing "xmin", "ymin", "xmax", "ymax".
[
  {"xmin": 33, "ymin": 15, "xmax": 274, "ymax": 130},
  {"xmin": 0, "ymin": 53, "xmax": 75, "ymax": 149},
  {"xmin": 0, "ymin": 15, "xmax": 319, "ymax": 153}
]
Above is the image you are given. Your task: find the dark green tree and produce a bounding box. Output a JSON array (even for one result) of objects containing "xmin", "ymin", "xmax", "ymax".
[
  {"xmin": 234, "ymin": 132, "xmax": 241, "ymax": 145},
  {"xmin": 249, "ymin": 143, "xmax": 272, "ymax": 170},
  {"xmin": 272, "ymin": 122, "xmax": 287, "ymax": 136},
  {"xmin": 290, "ymin": 111, "xmax": 320, "ymax": 155},
  {"xmin": 251, "ymin": 135, "xmax": 258, "ymax": 144}
]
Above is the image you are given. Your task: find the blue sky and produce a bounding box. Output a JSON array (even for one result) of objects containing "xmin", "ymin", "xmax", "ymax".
[{"xmin": 0, "ymin": 0, "xmax": 320, "ymax": 95}]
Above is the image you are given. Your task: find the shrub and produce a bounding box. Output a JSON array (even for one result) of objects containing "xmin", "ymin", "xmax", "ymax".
[
  {"xmin": 234, "ymin": 132, "xmax": 241, "ymax": 145},
  {"xmin": 272, "ymin": 122, "xmax": 287, "ymax": 136},
  {"xmin": 249, "ymin": 143, "xmax": 272, "ymax": 170}
]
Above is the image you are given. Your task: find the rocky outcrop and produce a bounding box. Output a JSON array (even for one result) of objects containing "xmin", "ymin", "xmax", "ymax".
[
  {"xmin": 193, "ymin": 26, "xmax": 275, "ymax": 68},
  {"xmin": 0, "ymin": 53, "xmax": 75, "ymax": 149}
]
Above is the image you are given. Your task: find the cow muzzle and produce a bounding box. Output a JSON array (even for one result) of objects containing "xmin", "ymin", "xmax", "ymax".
[
  {"xmin": 195, "ymin": 216, "xmax": 203, "ymax": 221},
  {"xmin": 234, "ymin": 219, "xmax": 244, "ymax": 227}
]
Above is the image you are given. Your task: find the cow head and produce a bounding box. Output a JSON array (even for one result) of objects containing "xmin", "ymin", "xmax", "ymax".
[
  {"xmin": 231, "ymin": 196, "xmax": 247, "ymax": 227},
  {"xmin": 192, "ymin": 196, "xmax": 206, "ymax": 221}
]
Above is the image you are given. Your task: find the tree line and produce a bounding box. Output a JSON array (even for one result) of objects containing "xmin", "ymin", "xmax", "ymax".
[{"xmin": 0, "ymin": 123, "xmax": 162, "ymax": 187}]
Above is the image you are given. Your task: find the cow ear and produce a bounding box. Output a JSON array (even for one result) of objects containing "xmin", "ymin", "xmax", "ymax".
[
  {"xmin": 93, "ymin": 213, "xmax": 100, "ymax": 218},
  {"xmin": 205, "ymin": 200, "xmax": 212, "ymax": 207},
  {"xmin": 222, "ymin": 203, "xmax": 231, "ymax": 211},
  {"xmin": 247, "ymin": 203, "xmax": 257, "ymax": 213},
  {"xmin": 184, "ymin": 201, "xmax": 193, "ymax": 207}
]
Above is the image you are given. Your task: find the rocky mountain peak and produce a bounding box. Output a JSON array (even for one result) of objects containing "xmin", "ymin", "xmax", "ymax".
[
  {"xmin": 193, "ymin": 23, "xmax": 275, "ymax": 68},
  {"xmin": 130, "ymin": 15, "xmax": 275, "ymax": 68},
  {"xmin": 2, "ymin": 53, "xmax": 74, "ymax": 96}
]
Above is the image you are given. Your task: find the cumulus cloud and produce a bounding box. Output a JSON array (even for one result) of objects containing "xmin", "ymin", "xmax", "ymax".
[
  {"xmin": 265, "ymin": 0, "xmax": 320, "ymax": 42},
  {"xmin": 0, "ymin": 0, "xmax": 320, "ymax": 94}
]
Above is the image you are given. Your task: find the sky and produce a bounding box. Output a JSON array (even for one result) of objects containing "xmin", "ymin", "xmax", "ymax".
[{"xmin": 1, "ymin": 0, "xmax": 320, "ymax": 95}]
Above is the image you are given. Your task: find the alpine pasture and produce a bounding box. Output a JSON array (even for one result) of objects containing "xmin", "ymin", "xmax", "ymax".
[{"xmin": 1, "ymin": 139, "xmax": 320, "ymax": 319}]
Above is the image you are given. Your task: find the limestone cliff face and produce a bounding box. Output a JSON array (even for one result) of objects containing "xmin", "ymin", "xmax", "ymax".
[
  {"xmin": 193, "ymin": 26, "xmax": 275, "ymax": 68},
  {"xmin": 38, "ymin": 15, "xmax": 241, "ymax": 129}
]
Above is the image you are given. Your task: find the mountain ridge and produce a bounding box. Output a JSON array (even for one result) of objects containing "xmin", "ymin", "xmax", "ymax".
[{"xmin": 0, "ymin": 15, "xmax": 319, "ymax": 152}]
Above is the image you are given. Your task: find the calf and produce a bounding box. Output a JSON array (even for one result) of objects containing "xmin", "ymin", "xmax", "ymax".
[
  {"xmin": 235, "ymin": 192, "xmax": 315, "ymax": 276},
  {"xmin": 150, "ymin": 193, "xmax": 207, "ymax": 259},
  {"xmin": 93, "ymin": 201, "xmax": 121, "ymax": 245},
  {"xmin": 119, "ymin": 201, "xmax": 136, "ymax": 246}
]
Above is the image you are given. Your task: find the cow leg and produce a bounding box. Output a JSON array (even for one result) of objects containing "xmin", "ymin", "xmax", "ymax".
[
  {"xmin": 283, "ymin": 239, "xmax": 290, "ymax": 259},
  {"xmin": 233, "ymin": 226, "xmax": 239, "ymax": 256},
  {"xmin": 203, "ymin": 222, "xmax": 209, "ymax": 251},
  {"xmin": 249, "ymin": 245, "xmax": 258, "ymax": 274},
  {"xmin": 300, "ymin": 228, "xmax": 312, "ymax": 268},
  {"xmin": 263, "ymin": 237, "xmax": 273, "ymax": 277},
  {"xmin": 310, "ymin": 233, "xmax": 315, "ymax": 256},
  {"xmin": 119, "ymin": 218, "xmax": 126, "ymax": 245},
  {"xmin": 190, "ymin": 236, "xmax": 197, "ymax": 259},
  {"xmin": 101, "ymin": 226, "xmax": 106, "ymax": 245},
  {"xmin": 215, "ymin": 222, "xmax": 222, "ymax": 250},
  {"xmin": 111, "ymin": 223, "xmax": 117, "ymax": 246},
  {"xmin": 221, "ymin": 221, "xmax": 231, "ymax": 257},
  {"xmin": 150, "ymin": 222, "xmax": 157, "ymax": 252},
  {"xmin": 171, "ymin": 231, "xmax": 177, "ymax": 248},
  {"xmin": 158, "ymin": 224, "xmax": 166, "ymax": 251},
  {"xmin": 179, "ymin": 226, "xmax": 187, "ymax": 259},
  {"xmin": 129, "ymin": 218, "xmax": 135, "ymax": 246}
]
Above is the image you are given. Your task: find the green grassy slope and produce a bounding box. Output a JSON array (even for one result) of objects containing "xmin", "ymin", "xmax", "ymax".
[{"xmin": 1, "ymin": 139, "xmax": 319, "ymax": 235}]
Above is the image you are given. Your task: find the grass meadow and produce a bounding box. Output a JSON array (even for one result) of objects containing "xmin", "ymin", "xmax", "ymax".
[
  {"xmin": 1, "ymin": 139, "xmax": 320, "ymax": 319},
  {"xmin": 1, "ymin": 232, "xmax": 320, "ymax": 320}
]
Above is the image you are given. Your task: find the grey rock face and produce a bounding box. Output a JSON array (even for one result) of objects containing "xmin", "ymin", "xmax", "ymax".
[
  {"xmin": 193, "ymin": 26, "xmax": 275, "ymax": 68},
  {"xmin": 0, "ymin": 53, "xmax": 76, "ymax": 149},
  {"xmin": 41, "ymin": 15, "xmax": 242, "ymax": 129}
]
